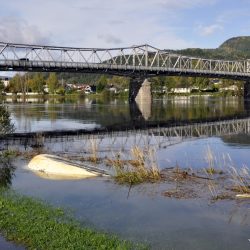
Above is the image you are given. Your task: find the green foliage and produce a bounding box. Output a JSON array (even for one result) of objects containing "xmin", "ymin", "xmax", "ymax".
[
  {"xmin": 56, "ymin": 87, "xmax": 66, "ymax": 95},
  {"xmin": 31, "ymin": 73, "xmax": 46, "ymax": 93},
  {"xmin": 219, "ymin": 36, "xmax": 250, "ymax": 53},
  {"xmin": 47, "ymin": 73, "xmax": 59, "ymax": 94},
  {"xmin": 112, "ymin": 147, "xmax": 162, "ymax": 185},
  {"xmin": 0, "ymin": 79, "xmax": 4, "ymax": 93},
  {"xmin": 0, "ymin": 151, "xmax": 16, "ymax": 188},
  {"xmin": 176, "ymin": 36, "xmax": 250, "ymax": 60},
  {"xmin": 0, "ymin": 191, "xmax": 145, "ymax": 250},
  {"xmin": 0, "ymin": 106, "xmax": 14, "ymax": 136},
  {"xmin": 97, "ymin": 75, "xmax": 108, "ymax": 93},
  {"xmin": 8, "ymin": 74, "xmax": 25, "ymax": 93},
  {"xmin": 109, "ymin": 76, "xmax": 129, "ymax": 90}
]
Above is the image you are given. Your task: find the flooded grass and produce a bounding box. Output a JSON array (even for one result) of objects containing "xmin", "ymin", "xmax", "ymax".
[
  {"xmin": 204, "ymin": 167, "xmax": 224, "ymax": 175},
  {"xmin": 0, "ymin": 189, "xmax": 146, "ymax": 250},
  {"xmin": 109, "ymin": 146, "xmax": 162, "ymax": 185}
]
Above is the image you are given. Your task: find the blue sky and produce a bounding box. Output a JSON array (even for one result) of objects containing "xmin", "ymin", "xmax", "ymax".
[{"xmin": 0, "ymin": 0, "xmax": 250, "ymax": 49}]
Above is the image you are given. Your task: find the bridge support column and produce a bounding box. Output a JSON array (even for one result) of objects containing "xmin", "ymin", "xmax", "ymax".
[
  {"xmin": 129, "ymin": 78, "xmax": 152, "ymax": 120},
  {"xmin": 129, "ymin": 78, "xmax": 152, "ymax": 103}
]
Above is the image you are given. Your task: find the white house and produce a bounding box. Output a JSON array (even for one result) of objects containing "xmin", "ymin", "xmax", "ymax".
[
  {"xmin": 171, "ymin": 87, "xmax": 191, "ymax": 94},
  {"xmin": 0, "ymin": 76, "xmax": 11, "ymax": 87}
]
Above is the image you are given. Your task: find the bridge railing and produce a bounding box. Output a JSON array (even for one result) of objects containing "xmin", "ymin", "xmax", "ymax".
[{"xmin": 0, "ymin": 42, "xmax": 249, "ymax": 75}]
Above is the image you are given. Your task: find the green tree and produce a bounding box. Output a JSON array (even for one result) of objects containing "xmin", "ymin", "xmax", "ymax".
[
  {"xmin": 30, "ymin": 73, "xmax": 45, "ymax": 93},
  {"xmin": 8, "ymin": 74, "xmax": 25, "ymax": 93},
  {"xmin": 47, "ymin": 73, "xmax": 59, "ymax": 94},
  {"xmin": 165, "ymin": 76, "xmax": 178, "ymax": 91},
  {"xmin": 109, "ymin": 76, "xmax": 129, "ymax": 90},
  {"xmin": 97, "ymin": 75, "xmax": 108, "ymax": 93},
  {"xmin": 151, "ymin": 76, "xmax": 167, "ymax": 93},
  {"xmin": 0, "ymin": 106, "xmax": 14, "ymax": 135},
  {"xmin": 0, "ymin": 79, "xmax": 4, "ymax": 93}
]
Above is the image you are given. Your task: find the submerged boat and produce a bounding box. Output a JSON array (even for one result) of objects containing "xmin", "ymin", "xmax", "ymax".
[{"xmin": 28, "ymin": 154, "xmax": 108, "ymax": 180}]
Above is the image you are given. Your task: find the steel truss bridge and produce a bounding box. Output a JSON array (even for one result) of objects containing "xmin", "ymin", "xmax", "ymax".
[
  {"xmin": 2, "ymin": 117, "xmax": 250, "ymax": 150},
  {"xmin": 1, "ymin": 42, "xmax": 250, "ymax": 79}
]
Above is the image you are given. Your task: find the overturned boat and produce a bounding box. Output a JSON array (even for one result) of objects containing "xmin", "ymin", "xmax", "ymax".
[{"xmin": 28, "ymin": 154, "xmax": 109, "ymax": 180}]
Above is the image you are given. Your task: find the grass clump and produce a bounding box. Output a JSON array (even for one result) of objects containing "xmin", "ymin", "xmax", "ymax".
[
  {"xmin": 0, "ymin": 189, "xmax": 145, "ymax": 250},
  {"xmin": 228, "ymin": 164, "xmax": 250, "ymax": 194},
  {"xmin": 111, "ymin": 146, "xmax": 162, "ymax": 185},
  {"xmin": 205, "ymin": 168, "xmax": 224, "ymax": 175}
]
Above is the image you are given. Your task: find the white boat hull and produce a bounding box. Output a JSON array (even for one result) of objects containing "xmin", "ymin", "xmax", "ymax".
[{"xmin": 28, "ymin": 154, "xmax": 107, "ymax": 180}]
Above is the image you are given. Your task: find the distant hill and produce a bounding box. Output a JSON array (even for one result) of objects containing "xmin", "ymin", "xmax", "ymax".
[
  {"xmin": 174, "ymin": 36, "xmax": 250, "ymax": 60},
  {"xmin": 219, "ymin": 36, "xmax": 250, "ymax": 53}
]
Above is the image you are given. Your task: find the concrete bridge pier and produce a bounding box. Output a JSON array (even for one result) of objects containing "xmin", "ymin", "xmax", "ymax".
[
  {"xmin": 129, "ymin": 78, "xmax": 152, "ymax": 120},
  {"xmin": 129, "ymin": 78, "xmax": 152, "ymax": 103}
]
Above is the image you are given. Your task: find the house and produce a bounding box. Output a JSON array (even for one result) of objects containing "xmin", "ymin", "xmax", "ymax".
[
  {"xmin": 171, "ymin": 87, "xmax": 191, "ymax": 94},
  {"xmin": 66, "ymin": 83, "xmax": 95, "ymax": 93},
  {"xmin": 0, "ymin": 76, "xmax": 11, "ymax": 87},
  {"xmin": 219, "ymin": 85, "xmax": 238, "ymax": 92}
]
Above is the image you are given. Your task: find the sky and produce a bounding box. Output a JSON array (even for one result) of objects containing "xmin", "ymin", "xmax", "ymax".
[{"xmin": 0, "ymin": 0, "xmax": 250, "ymax": 50}]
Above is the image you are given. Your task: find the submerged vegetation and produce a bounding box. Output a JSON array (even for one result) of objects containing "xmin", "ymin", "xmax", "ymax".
[
  {"xmin": 0, "ymin": 189, "xmax": 145, "ymax": 250},
  {"xmin": 108, "ymin": 146, "xmax": 162, "ymax": 185}
]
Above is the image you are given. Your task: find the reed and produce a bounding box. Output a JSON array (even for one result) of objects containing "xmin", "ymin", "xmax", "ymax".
[
  {"xmin": 87, "ymin": 137, "xmax": 99, "ymax": 163},
  {"xmin": 204, "ymin": 147, "xmax": 250, "ymax": 198},
  {"xmin": 228, "ymin": 164, "xmax": 250, "ymax": 194},
  {"xmin": 111, "ymin": 146, "xmax": 162, "ymax": 185}
]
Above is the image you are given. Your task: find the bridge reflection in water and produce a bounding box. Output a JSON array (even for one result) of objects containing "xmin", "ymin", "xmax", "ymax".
[{"xmin": 2, "ymin": 117, "xmax": 250, "ymax": 152}]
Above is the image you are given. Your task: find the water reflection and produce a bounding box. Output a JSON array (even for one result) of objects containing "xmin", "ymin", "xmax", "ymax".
[
  {"xmin": 221, "ymin": 134, "xmax": 250, "ymax": 147},
  {"xmin": 4, "ymin": 96, "xmax": 249, "ymax": 133},
  {"xmin": 0, "ymin": 155, "xmax": 16, "ymax": 188}
]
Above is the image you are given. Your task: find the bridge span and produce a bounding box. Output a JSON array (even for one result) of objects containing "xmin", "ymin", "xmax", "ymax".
[{"xmin": 1, "ymin": 42, "xmax": 250, "ymax": 101}]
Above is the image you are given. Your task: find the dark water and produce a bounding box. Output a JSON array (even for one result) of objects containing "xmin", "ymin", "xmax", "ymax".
[
  {"xmin": 2, "ymin": 96, "xmax": 250, "ymax": 249},
  {"xmin": 0, "ymin": 236, "xmax": 24, "ymax": 250}
]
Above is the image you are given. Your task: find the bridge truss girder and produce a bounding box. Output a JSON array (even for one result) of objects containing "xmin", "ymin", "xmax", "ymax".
[{"xmin": 0, "ymin": 42, "xmax": 250, "ymax": 80}]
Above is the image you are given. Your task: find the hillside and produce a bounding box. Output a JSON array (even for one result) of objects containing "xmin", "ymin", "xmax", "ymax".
[
  {"xmin": 219, "ymin": 36, "xmax": 250, "ymax": 53},
  {"xmin": 175, "ymin": 36, "xmax": 250, "ymax": 60}
]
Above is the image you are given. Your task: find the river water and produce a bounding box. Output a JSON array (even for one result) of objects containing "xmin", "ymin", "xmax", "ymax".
[{"xmin": 2, "ymin": 95, "xmax": 250, "ymax": 249}]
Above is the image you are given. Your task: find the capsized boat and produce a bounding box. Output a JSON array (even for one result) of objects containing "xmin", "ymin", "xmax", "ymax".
[{"xmin": 28, "ymin": 154, "xmax": 109, "ymax": 180}]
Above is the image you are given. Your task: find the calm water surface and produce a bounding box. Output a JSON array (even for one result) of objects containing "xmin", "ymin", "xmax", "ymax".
[
  {"xmin": 2, "ymin": 96, "xmax": 250, "ymax": 249},
  {"xmin": 6, "ymin": 95, "xmax": 249, "ymax": 133}
]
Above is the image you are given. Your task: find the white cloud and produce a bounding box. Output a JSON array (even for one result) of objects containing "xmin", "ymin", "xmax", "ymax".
[
  {"xmin": 155, "ymin": 0, "xmax": 216, "ymax": 9},
  {"xmin": 0, "ymin": 17, "xmax": 50, "ymax": 44},
  {"xmin": 198, "ymin": 24, "xmax": 223, "ymax": 36},
  {"xmin": 0, "ymin": 0, "xmax": 216, "ymax": 49},
  {"xmin": 98, "ymin": 34, "xmax": 122, "ymax": 45}
]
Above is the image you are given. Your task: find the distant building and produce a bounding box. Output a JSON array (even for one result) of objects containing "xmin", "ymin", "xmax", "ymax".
[
  {"xmin": 171, "ymin": 87, "xmax": 191, "ymax": 94},
  {"xmin": 219, "ymin": 85, "xmax": 238, "ymax": 92},
  {"xmin": 66, "ymin": 83, "xmax": 95, "ymax": 93},
  {"xmin": 0, "ymin": 76, "xmax": 11, "ymax": 87}
]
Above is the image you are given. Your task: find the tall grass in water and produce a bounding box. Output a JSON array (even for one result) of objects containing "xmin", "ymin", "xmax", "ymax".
[
  {"xmin": 228, "ymin": 163, "xmax": 250, "ymax": 194},
  {"xmin": 88, "ymin": 137, "xmax": 99, "ymax": 163},
  {"xmin": 204, "ymin": 146, "xmax": 250, "ymax": 198},
  {"xmin": 111, "ymin": 146, "xmax": 162, "ymax": 185}
]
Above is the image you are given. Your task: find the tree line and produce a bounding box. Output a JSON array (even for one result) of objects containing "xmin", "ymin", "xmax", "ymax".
[{"xmin": 0, "ymin": 72, "xmax": 243, "ymax": 95}]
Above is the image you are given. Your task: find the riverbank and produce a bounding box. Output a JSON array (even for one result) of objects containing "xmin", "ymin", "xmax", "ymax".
[{"xmin": 0, "ymin": 189, "xmax": 145, "ymax": 250}]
